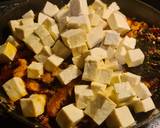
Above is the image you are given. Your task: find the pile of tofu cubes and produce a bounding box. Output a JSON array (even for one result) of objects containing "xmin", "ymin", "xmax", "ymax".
[{"xmin": 1, "ymin": 0, "xmax": 156, "ymax": 127}]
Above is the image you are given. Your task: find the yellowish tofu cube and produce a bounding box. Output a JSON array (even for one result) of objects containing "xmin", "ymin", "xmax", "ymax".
[
  {"xmin": 6, "ymin": 35, "xmax": 19, "ymax": 48},
  {"xmin": 56, "ymin": 104, "xmax": 84, "ymax": 128},
  {"xmin": 38, "ymin": 12, "xmax": 55, "ymax": 24},
  {"xmin": 3, "ymin": 77, "xmax": 27, "ymax": 102},
  {"xmin": 115, "ymin": 46, "xmax": 127, "ymax": 65},
  {"xmin": 20, "ymin": 94, "xmax": 46, "ymax": 117},
  {"xmin": 22, "ymin": 10, "xmax": 35, "ymax": 19},
  {"xmin": 20, "ymin": 18, "xmax": 34, "ymax": 25},
  {"xmin": 110, "ymin": 72, "xmax": 122, "ymax": 85},
  {"xmin": 106, "ymin": 106, "xmax": 136, "ymax": 128},
  {"xmin": 9, "ymin": 19, "xmax": 21, "ymax": 33},
  {"xmin": 27, "ymin": 61, "xmax": 44, "ymax": 79},
  {"xmin": 91, "ymin": 82, "xmax": 107, "ymax": 93}
]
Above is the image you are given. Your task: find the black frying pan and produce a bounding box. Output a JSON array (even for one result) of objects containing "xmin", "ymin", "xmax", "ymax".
[{"xmin": 0, "ymin": 0, "xmax": 160, "ymax": 128}]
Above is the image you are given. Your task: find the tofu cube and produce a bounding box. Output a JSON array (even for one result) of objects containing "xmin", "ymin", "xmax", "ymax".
[
  {"xmin": 107, "ymin": 11, "xmax": 130, "ymax": 34},
  {"xmin": 115, "ymin": 46, "xmax": 127, "ymax": 65},
  {"xmin": 105, "ymin": 46, "xmax": 116, "ymax": 59},
  {"xmin": 34, "ymin": 25, "xmax": 55, "ymax": 47},
  {"xmin": 65, "ymin": 15, "xmax": 91, "ymax": 32},
  {"xmin": 23, "ymin": 33, "xmax": 43, "ymax": 54},
  {"xmin": 3, "ymin": 77, "xmax": 27, "ymax": 101},
  {"xmin": 27, "ymin": 61, "xmax": 43, "ymax": 79},
  {"xmin": 84, "ymin": 93, "xmax": 116, "ymax": 125},
  {"xmin": 91, "ymin": 82, "xmax": 107, "ymax": 93},
  {"xmin": 9, "ymin": 20, "xmax": 21, "ymax": 33},
  {"xmin": 44, "ymin": 54, "xmax": 64, "ymax": 72},
  {"xmin": 120, "ymin": 36, "xmax": 136, "ymax": 49},
  {"xmin": 61, "ymin": 29, "xmax": 86, "ymax": 49},
  {"xmin": 38, "ymin": 12, "xmax": 55, "ymax": 24},
  {"xmin": 126, "ymin": 48, "xmax": 145, "ymax": 67},
  {"xmin": 104, "ymin": 59, "xmax": 121, "ymax": 71},
  {"xmin": 106, "ymin": 106, "xmax": 136, "ymax": 128},
  {"xmin": 6, "ymin": 35, "xmax": 19, "ymax": 47},
  {"xmin": 20, "ymin": 18, "xmax": 34, "ymax": 25},
  {"xmin": 70, "ymin": 0, "xmax": 89, "ymax": 16},
  {"xmin": 87, "ymin": 26, "xmax": 104, "ymax": 49},
  {"xmin": 103, "ymin": 30, "xmax": 121, "ymax": 46},
  {"xmin": 133, "ymin": 97, "xmax": 155, "ymax": 113},
  {"xmin": 56, "ymin": 104, "xmax": 84, "ymax": 128},
  {"xmin": 20, "ymin": 94, "xmax": 46, "ymax": 117},
  {"xmin": 74, "ymin": 85, "xmax": 94, "ymax": 109},
  {"xmin": 133, "ymin": 82, "xmax": 152, "ymax": 100},
  {"xmin": 42, "ymin": 1, "xmax": 59, "ymax": 17},
  {"xmin": 34, "ymin": 54, "xmax": 48, "ymax": 63},
  {"xmin": 102, "ymin": 2, "xmax": 120, "ymax": 20},
  {"xmin": 22, "ymin": 10, "xmax": 35, "ymax": 19},
  {"xmin": 57, "ymin": 65, "xmax": 82, "ymax": 85},
  {"xmin": 110, "ymin": 72, "xmax": 122, "ymax": 85},
  {"xmin": 51, "ymin": 40, "xmax": 71, "ymax": 59},
  {"xmin": 0, "ymin": 42, "xmax": 17, "ymax": 63},
  {"xmin": 113, "ymin": 82, "xmax": 136, "ymax": 102},
  {"xmin": 40, "ymin": 46, "xmax": 52, "ymax": 56}
]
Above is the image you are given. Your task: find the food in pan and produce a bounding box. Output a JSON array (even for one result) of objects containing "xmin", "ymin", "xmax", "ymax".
[{"xmin": 0, "ymin": 0, "xmax": 160, "ymax": 127}]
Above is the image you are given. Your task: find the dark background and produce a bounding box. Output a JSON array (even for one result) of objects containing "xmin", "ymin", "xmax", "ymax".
[{"xmin": 0, "ymin": 0, "xmax": 160, "ymax": 128}]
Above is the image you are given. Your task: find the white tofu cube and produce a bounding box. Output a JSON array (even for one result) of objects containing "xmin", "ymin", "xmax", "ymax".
[
  {"xmin": 121, "ymin": 72, "xmax": 141, "ymax": 86},
  {"xmin": 61, "ymin": 29, "xmax": 86, "ymax": 49},
  {"xmin": 120, "ymin": 36, "xmax": 136, "ymax": 49},
  {"xmin": 9, "ymin": 20, "xmax": 21, "ymax": 33},
  {"xmin": 42, "ymin": 1, "xmax": 59, "ymax": 17},
  {"xmin": 20, "ymin": 94, "xmax": 46, "ymax": 117},
  {"xmin": 57, "ymin": 65, "xmax": 82, "ymax": 85},
  {"xmin": 107, "ymin": 11, "xmax": 130, "ymax": 34},
  {"xmin": 133, "ymin": 97, "xmax": 155, "ymax": 113},
  {"xmin": 22, "ymin": 10, "xmax": 35, "ymax": 19},
  {"xmin": 51, "ymin": 40, "xmax": 71, "ymax": 59},
  {"xmin": 70, "ymin": 0, "xmax": 89, "ymax": 16},
  {"xmin": 126, "ymin": 48, "xmax": 145, "ymax": 67},
  {"xmin": 84, "ymin": 93, "xmax": 116, "ymax": 125},
  {"xmin": 71, "ymin": 44, "xmax": 88, "ymax": 57},
  {"xmin": 87, "ymin": 26, "xmax": 104, "ymax": 48},
  {"xmin": 6, "ymin": 35, "xmax": 19, "ymax": 47},
  {"xmin": 23, "ymin": 33, "xmax": 43, "ymax": 54},
  {"xmin": 74, "ymin": 85, "xmax": 94, "ymax": 109},
  {"xmin": 104, "ymin": 59, "xmax": 122, "ymax": 71},
  {"xmin": 115, "ymin": 46, "xmax": 127, "ymax": 65},
  {"xmin": 44, "ymin": 54, "xmax": 64, "ymax": 72},
  {"xmin": 91, "ymin": 82, "xmax": 107, "ymax": 93},
  {"xmin": 0, "ymin": 42, "xmax": 17, "ymax": 63},
  {"xmin": 113, "ymin": 82, "xmax": 136, "ymax": 102},
  {"xmin": 34, "ymin": 25, "xmax": 55, "ymax": 47},
  {"xmin": 65, "ymin": 15, "xmax": 91, "ymax": 32},
  {"xmin": 103, "ymin": 30, "xmax": 121, "ymax": 46},
  {"xmin": 38, "ymin": 12, "xmax": 55, "ymax": 24},
  {"xmin": 27, "ymin": 61, "xmax": 43, "ymax": 79},
  {"xmin": 102, "ymin": 2, "xmax": 120, "ymax": 20},
  {"xmin": 105, "ymin": 46, "xmax": 116, "ymax": 59},
  {"xmin": 56, "ymin": 104, "xmax": 84, "ymax": 128},
  {"xmin": 106, "ymin": 106, "xmax": 136, "ymax": 128},
  {"xmin": 3, "ymin": 77, "xmax": 27, "ymax": 102},
  {"xmin": 133, "ymin": 82, "xmax": 152, "ymax": 100}
]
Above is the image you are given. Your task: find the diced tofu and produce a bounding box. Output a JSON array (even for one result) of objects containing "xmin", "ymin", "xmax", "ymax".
[
  {"xmin": 22, "ymin": 10, "xmax": 35, "ymax": 19},
  {"xmin": 120, "ymin": 36, "xmax": 136, "ymax": 49},
  {"xmin": 89, "ymin": 13, "xmax": 107, "ymax": 29},
  {"xmin": 34, "ymin": 54, "xmax": 48, "ymax": 63},
  {"xmin": 115, "ymin": 46, "xmax": 127, "ymax": 65},
  {"xmin": 0, "ymin": 42, "xmax": 17, "ymax": 63},
  {"xmin": 91, "ymin": 0, "xmax": 106, "ymax": 17},
  {"xmin": 9, "ymin": 20, "xmax": 21, "ymax": 33},
  {"xmin": 61, "ymin": 29, "xmax": 86, "ymax": 49},
  {"xmin": 101, "ymin": 86, "xmax": 114, "ymax": 98},
  {"xmin": 102, "ymin": 2, "xmax": 120, "ymax": 20},
  {"xmin": 107, "ymin": 11, "xmax": 130, "ymax": 34},
  {"xmin": 6, "ymin": 35, "xmax": 19, "ymax": 47},
  {"xmin": 89, "ymin": 47, "xmax": 108, "ymax": 60},
  {"xmin": 121, "ymin": 72, "xmax": 141, "ymax": 86},
  {"xmin": 103, "ymin": 30, "xmax": 121, "ymax": 46},
  {"xmin": 51, "ymin": 40, "xmax": 71, "ymax": 59},
  {"xmin": 105, "ymin": 46, "xmax": 116, "ymax": 59},
  {"xmin": 2, "ymin": 77, "xmax": 27, "ymax": 102},
  {"xmin": 44, "ymin": 54, "xmax": 64, "ymax": 72},
  {"xmin": 104, "ymin": 59, "xmax": 121, "ymax": 71},
  {"xmin": 91, "ymin": 82, "xmax": 107, "ymax": 93},
  {"xmin": 106, "ymin": 106, "xmax": 136, "ymax": 128},
  {"xmin": 20, "ymin": 18, "xmax": 34, "ymax": 25},
  {"xmin": 133, "ymin": 82, "xmax": 152, "ymax": 100},
  {"xmin": 84, "ymin": 93, "xmax": 116, "ymax": 125},
  {"xmin": 74, "ymin": 85, "xmax": 94, "ymax": 109},
  {"xmin": 133, "ymin": 97, "xmax": 155, "ymax": 113},
  {"xmin": 40, "ymin": 46, "xmax": 52, "ymax": 56},
  {"xmin": 70, "ymin": 0, "xmax": 89, "ymax": 16},
  {"xmin": 20, "ymin": 94, "xmax": 46, "ymax": 117},
  {"xmin": 38, "ymin": 12, "xmax": 55, "ymax": 24},
  {"xmin": 57, "ymin": 65, "xmax": 82, "ymax": 85},
  {"xmin": 56, "ymin": 104, "xmax": 84, "ymax": 128},
  {"xmin": 110, "ymin": 72, "xmax": 122, "ymax": 85},
  {"xmin": 65, "ymin": 15, "xmax": 91, "ymax": 32},
  {"xmin": 95, "ymin": 66, "xmax": 113, "ymax": 84},
  {"xmin": 23, "ymin": 33, "xmax": 43, "ymax": 54},
  {"xmin": 126, "ymin": 48, "xmax": 145, "ymax": 67},
  {"xmin": 42, "ymin": 1, "xmax": 59, "ymax": 17},
  {"xmin": 27, "ymin": 61, "xmax": 44, "ymax": 79},
  {"xmin": 71, "ymin": 44, "xmax": 88, "ymax": 57},
  {"xmin": 87, "ymin": 26, "xmax": 104, "ymax": 49},
  {"xmin": 113, "ymin": 82, "xmax": 136, "ymax": 102}
]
